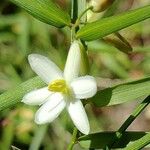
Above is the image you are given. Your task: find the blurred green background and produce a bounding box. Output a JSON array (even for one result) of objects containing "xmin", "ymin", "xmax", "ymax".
[{"xmin": 0, "ymin": 0, "xmax": 150, "ymax": 149}]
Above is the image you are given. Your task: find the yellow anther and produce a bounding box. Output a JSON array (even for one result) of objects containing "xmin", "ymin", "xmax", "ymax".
[{"xmin": 48, "ymin": 79, "xmax": 69, "ymax": 94}]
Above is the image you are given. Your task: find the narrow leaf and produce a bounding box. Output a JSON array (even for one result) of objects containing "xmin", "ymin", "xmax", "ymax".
[
  {"xmin": 0, "ymin": 77, "xmax": 46, "ymax": 112},
  {"xmin": 76, "ymin": 5, "xmax": 150, "ymax": 41},
  {"xmin": 78, "ymin": 131, "xmax": 150, "ymax": 149},
  {"xmin": 89, "ymin": 77, "xmax": 150, "ymax": 107},
  {"xmin": 103, "ymin": 32, "xmax": 133, "ymax": 54},
  {"xmin": 123, "ymin": 133, "xmax": 150, "ymax": 150},
  {"xmin": 10, "ymin": 0, "xmax": 71, "ymax": 28}
]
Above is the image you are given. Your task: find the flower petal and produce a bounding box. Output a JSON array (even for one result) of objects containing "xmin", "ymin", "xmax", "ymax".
[
  {"xmin": 67, "ymin": 99, "xmax": 90, "ymax": 135},
  {"xmin": 35, "ymin": 93, "xmax": 66, "ymax": 124},
  {"xmin": 64, "ymin": 41, "xmax": 81, "ymax": 83},
  {"xmin": 28, "ymin": 54, "xmax": 63, "ymax": 84},
  {"xmin": 22, "ymin": 87, "xmax": 51, "ymax": 105},
  {"xmin": 71, "ymin": 76, "xmax": 97, "ymax": 99}
]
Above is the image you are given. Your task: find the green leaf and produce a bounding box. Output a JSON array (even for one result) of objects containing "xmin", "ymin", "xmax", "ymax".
[
  {"xmin": 89, "ymin": 77, "xmax": 150, "ymax": 107},
  {"xmin": 103, "ymin": 32, "xmax": 133, "ymax": 54},
  {"xmin": 123, "ymin": 133, "xmax": 150, "ymax": 150},
  {"xmin": 76, "ymin": 5, "xmax": 150, "ymax": 41},
  {"xmin": 78, "ymin": 131, "xmax": 150, "ymax": 149},
  {"xmin": 10, "ymin": 0, "xmax": 71, "ymax": 28},
  {"xmin": 0, "ymin": 77, "xmax": 46, "ymax": 112}
]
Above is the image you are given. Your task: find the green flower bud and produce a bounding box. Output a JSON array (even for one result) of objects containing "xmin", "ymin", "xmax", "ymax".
[{"xmin": 79, "ymin": 42, "xmax": 90, "ymax": 75}]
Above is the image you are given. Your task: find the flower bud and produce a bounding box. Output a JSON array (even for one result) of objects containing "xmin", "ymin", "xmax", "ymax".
[
  {"xmin": 64, "ymin": 40, "xmax": 81, "ymax": 83},
  {"xmin": 79, "ymin": 42, "xmax": 90, "ymax": 75},
  {"xmin": 90, "ymin": 0, "xmax": 115, "ymax": 12}
]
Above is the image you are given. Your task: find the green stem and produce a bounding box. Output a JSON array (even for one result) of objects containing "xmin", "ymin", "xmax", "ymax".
[
  {"xmin": 71, "ymin": 0, "xmax": 78, "ymax": 42},
  {"xmin": 105, "ymin": 95, "xmax": 150, "ymax": 149},
  {"xmin": 71, "ymin": 0, "xmax": 78, "ymax": 23},
  {"xmin": 74, "ymin": 6, "xmax": 93, "ymax": 28},
  {"xmin": 67, "ymin": 127, "xmax": 78, "ymax": 150}
]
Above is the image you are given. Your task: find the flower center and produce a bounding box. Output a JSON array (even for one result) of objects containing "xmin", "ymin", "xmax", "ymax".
[{"xmin": 48, "ymin": 79, "xmax": 70, "ymax": 94}]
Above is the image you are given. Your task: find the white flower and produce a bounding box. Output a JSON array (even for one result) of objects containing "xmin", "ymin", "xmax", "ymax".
[{"xmin": 22, "ymin": 41, "xmax": 97, "ymax": 135}]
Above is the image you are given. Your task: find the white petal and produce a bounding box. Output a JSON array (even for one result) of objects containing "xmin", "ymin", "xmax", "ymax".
[
  {"xmin": 22, "ymin": 87, "xmax": 51, "ymax": 105},
  {"xmin": 35, "ymin": 93, "xmax": 66, "ymax": 124},
  {"xmin": 28, "ymin": 54, "xmax": 63, "ymax": 84},
  {"xmin": 71, "ymin": 76, "xmax": 97, "ymax": 99},
  {"xmin": 64, "ymin": 41, "xmax": 81, "ymax": 83},
  {"xmin": 67, "ymin": 99, "xmax": 90, "ymax": 135}
]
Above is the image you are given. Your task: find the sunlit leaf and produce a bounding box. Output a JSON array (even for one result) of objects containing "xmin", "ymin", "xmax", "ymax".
[
  {"xmin": 0, "ymin": 77, "xmax": 46, "ymax": 112},
  {"xmin": 10, "ymin": 0, "xmax": 71, "ymax": 28},
  {"xmin": 90, "ymin": 77, "xmax": 150, "ymax": 107},
  {"xmin": 123, "ymin": 133, "xmax": 150, "ymax": 150},
  {"xmin": 103, "ymin": 32, "xmax": 132, "ymax": 54},
  {"xmin": 76, "ymin": 5, "xmax": 150, "ymax": 41},
  {"xmin": 78, "ymin": 131, "xmax": 150, "ymax": 149}
]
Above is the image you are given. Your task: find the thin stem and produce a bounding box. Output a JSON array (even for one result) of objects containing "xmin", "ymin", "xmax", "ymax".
[
  {"xmin": 67, "ymin": 127, "xmax": 78, "ymax": 150},
  {"xmin": 71, "ymin": 0, "xmax": 78, "ymax": 23},
  {"xmin": 105, "ymin": 95, "xmax": 150, "ymax": 149},
  {"xmin": 74, "ymin": 6, "xmax": 93, "ymax": 28},
  {"xmin": 71, "ymin": 0, "xmax": 78, "ymax": 42}
]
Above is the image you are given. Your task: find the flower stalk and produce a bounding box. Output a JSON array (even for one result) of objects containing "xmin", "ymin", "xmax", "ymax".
[{"xmin": 67, "ymin": 127, "xmax": 78, "ymax": 150}]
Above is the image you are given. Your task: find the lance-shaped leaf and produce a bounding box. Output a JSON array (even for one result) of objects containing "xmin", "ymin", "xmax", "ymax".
[
  {"xmin": 89, "ymin": 77, "xmax": 150, "ymax": 107},
  {"xmin": 103, "ymin": 32, "xmax": 133, "ymax": 54},
  {"xmin": 78, "ymin": 131, "xmax": 150, "ymax": 149},
  {"xmin": 123, "ymin": 132, "xmax": 150, "ymax": 150},
  {"xmin": 76, "ymin": 5, "xmax": 150, "ymax": 41},
  {"xmin": 10, "ymin": 0, "xmax": 71, "ymax": 28},
  {"xmin": 0, "ymin": 77, "xmax": 46, "ymax": 112}
]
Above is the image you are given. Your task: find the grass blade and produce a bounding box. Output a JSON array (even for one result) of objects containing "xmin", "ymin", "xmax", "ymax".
[
  {"xmin": 76, "ymin": 5, "xmax": 150, "ymax": 41},
  {"xmin": 0, "ymin": 77, "xmax": 46, "ymax": 112},
  {"xmin": 123, "ymin": 133, "xmax": 150, "ymax": 150},
  {"xmin": 78, "ymin": 131, "xmax": 150, "ymax": 149},
  {"xmin": 89, "ymin": 77, "xmax": 150, "ymax": 107},
  {"xmin": 10, "ymin": 0, "xmax": 71, "ymax": 28}
]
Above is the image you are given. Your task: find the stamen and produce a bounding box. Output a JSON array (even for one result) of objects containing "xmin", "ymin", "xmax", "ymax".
[{"xmin": 48, "ymin": 79, "xmax": 69, "ymax": 94}]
